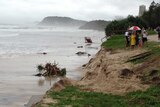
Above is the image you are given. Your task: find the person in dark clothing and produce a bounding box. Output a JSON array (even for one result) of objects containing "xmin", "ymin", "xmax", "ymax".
[
  {"xmin": 156, "ymin": 26, "xmax": 160, "ymax": 40},
  {"xmin": 135, "ymin": 31, "xmax": 140, "ymax": 46}
]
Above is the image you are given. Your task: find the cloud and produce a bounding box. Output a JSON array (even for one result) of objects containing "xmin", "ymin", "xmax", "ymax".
[{"xmin": 0, "ymin": 0, "xmax": 158, "ymax": 24}]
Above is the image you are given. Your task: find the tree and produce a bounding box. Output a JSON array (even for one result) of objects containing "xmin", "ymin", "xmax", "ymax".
[
  {"xmin": 105, "ymin": 1, "xmax": 160, "ymax": 36},
  {"xmin": 142, "ymin": 1, "xmax": 160, "ymax": 28},
  {"xmin": 105, "ymin": 15, "xmax": 146, "ymax": 35}
]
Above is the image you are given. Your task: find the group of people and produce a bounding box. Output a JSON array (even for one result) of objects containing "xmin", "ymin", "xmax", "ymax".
[{"xmin": 125, "ymin": 27, "xmax": 148, "ymax": 48}]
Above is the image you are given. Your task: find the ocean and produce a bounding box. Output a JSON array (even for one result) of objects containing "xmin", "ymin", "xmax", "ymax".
[{"xmin": 0, "ymin": 25, "xmax": 105, "ymax": 107}]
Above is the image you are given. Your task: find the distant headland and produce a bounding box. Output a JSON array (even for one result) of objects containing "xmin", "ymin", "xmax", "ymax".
[
  {"xmin": 79, "ymin": 20, "xmax": 111, "ymax": 31},
  {"xmin": 39, "ymin": 16, "xmax": 110, "ymax": 31},
  {"xmin": 39, "ymin": 16, "xmax": 87, "ymax": 27}
]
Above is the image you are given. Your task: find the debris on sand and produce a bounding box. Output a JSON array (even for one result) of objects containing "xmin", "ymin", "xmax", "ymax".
[
  {"xmin": 37, "ymin": 52, "xmax": 47, "ymax": 55},
  {"xmin": 75, "ymin": 51, "xmax": 91, "ymax": 57},
  {"xmin": 75, "ymin": 51, "xmax": 87, "ymax": 56},
  {"xmin": 77, "ymin": 46, "xmax": 83, "ymax": 48},
  {"xmin": 85, "ymin": 37, "xmax": 92, "ymax": 43},
  {"xmin": 126, "ymin": 51, "xmax": 152, "ymax": 62},
  {"xmin": 35, "ymin": 62, "xmax": 66, "ymax": 77}
]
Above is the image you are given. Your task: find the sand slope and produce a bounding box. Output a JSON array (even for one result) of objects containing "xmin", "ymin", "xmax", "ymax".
[{"xmin": 78, "ymin": 48, "xmax": 149, "ymax": 95}]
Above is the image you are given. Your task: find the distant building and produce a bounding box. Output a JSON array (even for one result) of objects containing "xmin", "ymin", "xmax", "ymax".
[{"xmin": 139, "ymin": 5, "xmax": 146, "ymax": 16}]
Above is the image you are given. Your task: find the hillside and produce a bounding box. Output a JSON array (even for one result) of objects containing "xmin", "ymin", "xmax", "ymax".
[
  {"xmin": 39, "ymin": 16, "xmax": 87, "ymax": 27},
  {"xmin": 79, "ymin": 20, "xmax": 111, "ymax": 31}
]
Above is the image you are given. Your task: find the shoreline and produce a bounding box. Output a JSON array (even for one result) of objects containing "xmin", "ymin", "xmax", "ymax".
[
  {"xmin": 32, "ymin": 48, "xmax": 149, "ymax": 106},
  {"xmin": 25, "ymin": 49, "xmax": 101, "ymax": 107},
  {"xmin": 0, "ymin": 28, "xmax": 105, "ymax": 107},
  {"xmin": 0, "ymin": 52, "xmax": 93, "ymax": 107},
  {"xmin": 31, "ymin": 35, "xmax": 160, "ymax": 106}
]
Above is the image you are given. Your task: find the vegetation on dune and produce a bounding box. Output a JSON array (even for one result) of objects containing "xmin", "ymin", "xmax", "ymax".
[
  {"xmin": 144, "ymin": 42, "xmax": 160, "ymax": 56},
  {"xmin": 102, "ymin": 33, "xmax": 160, "ymax": 64},
  {"xmin": 102, "ymin": 34, "xmax": 160, "ymax": 52},
  {"xmin": 102, "ymin": 35, "xmax": 125, "ymax": 49},
  {"xmin": 132, "ymin": 41, "xmax": 160, "ymax": 64},
  {"xmin": 35, "ymin": 86, "xmax": 160, "ymax": 107},
  {"xmin": 147, "ymin": 29, "xmax": 157, "ymax": 35}
]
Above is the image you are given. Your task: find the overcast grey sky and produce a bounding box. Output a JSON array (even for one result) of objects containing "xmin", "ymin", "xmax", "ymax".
[{"xmin": 0, "ymin": 0, "xmax": 159, "ymax": 24}]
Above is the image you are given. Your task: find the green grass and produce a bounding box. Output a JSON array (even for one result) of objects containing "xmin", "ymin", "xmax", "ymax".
[
  {"xmin": 144, "ymin": 42, "xmax": 160, "ymax": 55},
  {"xmin": 102, "ymin": 32, "xmax": 158, "ymax": 50},
  {"xmin": 102, "ymin": 35, "xmax": 125, "ymax": 49},
  {"xmin": 48, "ymin": 86, "xmax": 125, "ymax": 107},
  {"xmin": 126, "ymin": 86, "xmax": 160, "ymax": 107},
  {"xmin": 128, "ymin": 41, "xmax": 160, "ymax": 64},
  {"xmin": 102, "ymin": 35, "xmax": 146, "ymax": 64},
  {"xmin": 129, "ymin": 56, "xmax": 150, "ymax": 64},
  {"xmin": 102, "ymin": 34, "xmax": 160, "ymax": 64},
  {"xmin": 147, "ymin": 29, "xmax": 157, "ymax": 35},
  {"xmin": 36, "ymin": 86, "xmax": 160, "ymax": 107}
]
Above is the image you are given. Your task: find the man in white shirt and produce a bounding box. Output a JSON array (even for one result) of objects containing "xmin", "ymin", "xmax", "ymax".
[
  {"xmin": 142, "ymin": 30, "xmax": 148, "ymax": 45},
  {"xmin": 125, "ymin": 31, "xmax": 130, "ymax": 47}
]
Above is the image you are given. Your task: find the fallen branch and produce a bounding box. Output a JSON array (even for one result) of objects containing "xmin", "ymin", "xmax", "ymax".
[
  {"xmin": 35, "ymin": 62, "xmax": 66, "ymax": 77},
  {"xmin": 126, "ymin": 51, "xmax": 152, "ymax": 62}
]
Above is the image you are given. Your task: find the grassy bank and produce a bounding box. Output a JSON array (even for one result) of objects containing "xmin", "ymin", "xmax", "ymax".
[
  {"xmin": 35, "ymin": 86, "xmax": 160, "ymax": 107},
  {"xmin": 132, "ymin": 41, "xmax": 160, "ymax": 64},
  {"xmin": 102, "ymin": 34, "xmax": 160, "ymax": 63},
  {"xmin": 147, "ymin": 29, "xmax": 157, "ymax": 35},
  {"xmin": 102, "ymin": 35, "xmax": 125, "ymax": 49}
]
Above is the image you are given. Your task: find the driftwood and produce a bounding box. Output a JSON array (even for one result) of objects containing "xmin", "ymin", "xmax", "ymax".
[
  {"xmin": 35, "ymin": 63, "xmax": 66, "ymax": 77},
  {"xmin": 126, "ymin": 51, "xmax": 152, "ymax": 62},
  {"xmin": 77, "ymin": 46, "xmax": 83, "ymax": 48},
  {"xmin": 37, "ymin": 52, "xmax": 47, "ymax": 55},
  {"xmin": 76, "ymin": 52, "xmax": 87, "ymax": 56}
]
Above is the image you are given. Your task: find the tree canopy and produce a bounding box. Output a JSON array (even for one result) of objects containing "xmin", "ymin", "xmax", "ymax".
[
  {"xmin": 142, "ymin": 1, "xmax": 160, "ymax": 28},
  {"xmin": 105, "ymin": 1, "xmax": 160, "ymax": 36}
]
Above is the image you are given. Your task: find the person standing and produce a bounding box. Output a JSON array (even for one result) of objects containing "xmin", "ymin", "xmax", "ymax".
[
  {"xmin": 124, "ymin": 30, "xmax": 130, "ymax": 47},
  {"xmin": 130, "ymin": 31, "xmax": 136, "ymax": 49},
  {"xmin": 142, "ymin": 30, "xmax": 148, "ymax": 45},
  {"xmin": 156, "ymin": 26, "xmax": 160, "ymax": 40},
  {"xmin": 141, "ymin": 27, "xmax": 145, "ymax": 34},
  {"xmin": 135, "ymin": 31, "xmax": 140, "ymax": 46}
]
